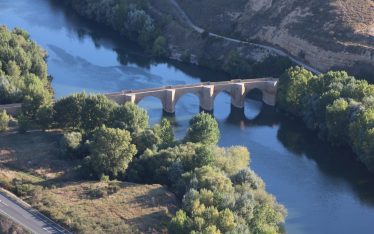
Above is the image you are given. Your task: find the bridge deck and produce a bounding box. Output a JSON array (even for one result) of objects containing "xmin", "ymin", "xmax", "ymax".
[{"xmin": 109, "ymin": 78, "xmax": 277, "ymax": 96}]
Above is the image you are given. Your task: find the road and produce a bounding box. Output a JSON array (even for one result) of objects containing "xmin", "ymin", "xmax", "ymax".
[
  {"xmin": 0, "ymin": 192, "xmax": 70, "ymax": 234},
  {"xmin": 168, "ymin": 0, "xmax": 321, "ymax": 74}
]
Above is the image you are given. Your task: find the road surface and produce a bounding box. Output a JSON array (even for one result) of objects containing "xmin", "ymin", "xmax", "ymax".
[
  {"xmin": 0, "ymin": 192, "xmax": 70, "ymax": 234},
  {"xmin": 168, "ymin": 0, "xmax": 321, "ymax": 74}
]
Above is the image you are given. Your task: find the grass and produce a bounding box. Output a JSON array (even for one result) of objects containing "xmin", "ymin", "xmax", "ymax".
[{"xmin": 0, "ymin": 131, "xmax": 178, "ymax": 233}]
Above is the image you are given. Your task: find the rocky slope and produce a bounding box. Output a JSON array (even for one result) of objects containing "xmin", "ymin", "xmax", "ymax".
[{"xmin": 176, "ymin": 0, "xmax": 374, "ymax": 79}]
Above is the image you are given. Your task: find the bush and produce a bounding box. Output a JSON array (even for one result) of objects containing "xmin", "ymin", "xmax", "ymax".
[
  {"xmin": 0, "ymin": 110, "xmax": 10, "ymax": 132},
  {"xmin": 60, "ymin": 131, "xmax": 84, "ymax": 159},
  {"xmin": 36, "ymin": 105, "xmax": 54, "ymax": 130},
  {"xmin": 17, "ymin": 114, "xmax": 32, "ymax": 133}
]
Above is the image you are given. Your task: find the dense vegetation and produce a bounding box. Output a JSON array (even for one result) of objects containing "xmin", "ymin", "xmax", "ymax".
[
  {"xmin": 0, "ymin": 26, "xmax": 53, "ymax": 129},
  {"xmin": 65, "ymin": 0, "xmax": 169, "ymax": 57},
  {"xmin": 278, "ymin": 67, "xmax": 374, "ymax": 171},
  {"xmin": 13, "ymin": 92, "xmax": 285, "ymax": 233}
]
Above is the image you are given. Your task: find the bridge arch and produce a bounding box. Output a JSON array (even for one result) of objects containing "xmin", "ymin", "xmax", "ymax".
[{"xmin": 137, "ymin": 96, "xmax": 163, "ymax": 125}]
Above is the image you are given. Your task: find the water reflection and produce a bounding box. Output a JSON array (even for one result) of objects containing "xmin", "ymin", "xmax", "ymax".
[{"xmin": 277, "ymin": 115, "xmax": 374, "ymax": 206}]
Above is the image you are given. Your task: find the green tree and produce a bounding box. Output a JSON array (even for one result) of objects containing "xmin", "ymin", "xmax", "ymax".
[
  {"xmin": 110, "ymin": 102, "xmax": 148, "ymax": 134},
  {"xmin": 133, "ymin": 129, "xmax": 160, "ymax": 154},
  {"xmin": 54, "ymin": 93, "xmax": 86, "ymax": 130},
  {"xmin": 277, "ymin": 66, "xmax": 315, "ymax": 116},
  {"xmin": 185, "ymin": 112, "xmax": 220, "ymax": 145},
  {"xmin": 86, "ymin": 126, "xmax": 137, "ymax": 178},
  {"xmin": 153, "ymin": 118, "xmax": 174, "ymax": 148},
  {"xmin": 81, "ymin": 95, "xmax": 117, "ymax": 132}
]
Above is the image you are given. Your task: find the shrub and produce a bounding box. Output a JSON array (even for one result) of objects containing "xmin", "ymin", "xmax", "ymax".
[
  {"xmin": 36, "ymin": 105, "xmax": 54, "ymax": 130},
  {"xmin": 60, "ymin": 131, "xmax": 84, "ymax": 159},
  {"xmin": 17, "ymin": 114, "xmax": 32, "ymax": 133},
  {"xmin": 0, "ymin": 110, "xmax": 10, "ymax": 132}
]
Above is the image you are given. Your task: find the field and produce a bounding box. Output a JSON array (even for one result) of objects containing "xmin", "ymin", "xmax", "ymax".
[{"xmin": 0, "ymin": 131, "xmax": 178, "ymax": 233}]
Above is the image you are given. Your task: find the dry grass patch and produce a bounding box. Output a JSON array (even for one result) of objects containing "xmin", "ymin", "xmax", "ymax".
[
  {"xmin": 0, "ymin": 131, "xmax": 179, "ymax": 233},
  {"xmin": 0, "ymin": 131, "xmax": 78, "ymax": 180},
  {"xmin": 32, "ymin": 181, "xmax": 178, "ymax": 233}
]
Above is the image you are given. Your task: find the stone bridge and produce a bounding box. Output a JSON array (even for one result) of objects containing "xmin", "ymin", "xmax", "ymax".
[
  {"xmin": 105, "ymin": 78, "xmax": 278, "ymax": 114},
  {"xmin": 0, "ymin": 78, "xmax": 278, "ymax": 116}
]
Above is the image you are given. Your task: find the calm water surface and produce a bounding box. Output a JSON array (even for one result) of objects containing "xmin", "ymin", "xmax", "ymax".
[{"xmin": 1, "ymin": 0, "xmax": 374, "ymax": 233}]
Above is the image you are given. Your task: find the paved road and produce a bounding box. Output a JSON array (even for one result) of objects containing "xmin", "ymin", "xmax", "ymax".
[
  {"xmin": 169, "ymin": 0, "xmax": 321, "ymax": 74},
  {"xmin": 0, "ymin": 192, "xmax": 70, "ymax": 234}
]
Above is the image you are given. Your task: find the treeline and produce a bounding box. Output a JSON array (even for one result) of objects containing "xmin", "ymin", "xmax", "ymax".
[
  {"xmin": 65, "ymin": 0, "xmax": 169, "ymax": 57},
  {"xmin": 278, "ymin": 67, "xmax": 374, "ymax": 171},
  {"xmin": 0, "ymin": 26, "xmax": 53, "ymax": 115},
  {"xmin": 10, "ymin": 92, "xmax": 286, "ymax": 233}
]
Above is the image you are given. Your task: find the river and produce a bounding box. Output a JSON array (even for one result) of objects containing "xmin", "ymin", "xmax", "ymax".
[{"xmin": 1, "ymin": 0, "xmax": 374, "ymax": 233}]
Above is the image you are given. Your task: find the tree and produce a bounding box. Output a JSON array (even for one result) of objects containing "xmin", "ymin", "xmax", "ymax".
[
  {"xmin": 325, "ymin": 98, "xmax": 351, "ymax": 144},
  {"xmin": 132, "ymin": 129, "xmax": 160, "ymax": 154},
  {"xmin": 110, "ymin": 102, "xmax": 148, "ymax": 134},
  {"xmin": 21, "ymin": 74, "xmax": 53, "ymax": 119},
  {"xmin": 54, "ymin": 93, "xmax": 86, "ymax": 130},
  {"xmin": 185, "ymin": 112, "xmax": 220, "ymax": 145},
  {"xmin": 80, "ymin": 95, "xmax": 117, "ymax": 132},
  {"xmin": 277, "ymin": 66, "xmax": 315, "ymax": 116},
  {"xmin": 153, "ymin": 118, "xmax": 174, "ymax": 148},
  {"xmin": 0, "ymin": 26, "xmax": 52, "ymax": 108},
  {"xmin": 86, "ymin": 126, "xmax": 137, "ymax": 178}
]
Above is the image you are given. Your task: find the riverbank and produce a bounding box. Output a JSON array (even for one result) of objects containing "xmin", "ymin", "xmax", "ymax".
[{"xmin": 60, "ymin": 0, "xmax": 294, "ymax": 79}]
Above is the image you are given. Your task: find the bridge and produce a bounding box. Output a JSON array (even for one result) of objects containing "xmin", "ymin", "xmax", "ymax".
[
  {"xmin": 105, "ymin": 78, "xmax": 278, "ymax": 114},
  {"xmin": 0, "ymin": 78, "xmax": 278, "ymax": 116}
]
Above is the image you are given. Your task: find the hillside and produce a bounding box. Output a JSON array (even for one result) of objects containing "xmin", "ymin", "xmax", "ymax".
[{"xmin": 176, "ymin": 0, "xmax": 374, "ymax": 78}]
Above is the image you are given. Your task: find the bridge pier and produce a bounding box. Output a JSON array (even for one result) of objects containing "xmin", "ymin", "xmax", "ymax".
[
  {"xmin": 163, "ymin": 89, "xmax": 176, "ymax": 114},
  {"xmin": 124, "ymin": 94, "xmax": 136, "ymax": 103},
  {"xmin": 231, "ymin": 83, "xmax": 246, "ymax": 109},
  {"xmin": 200, "ymin": 85, "xmax": 215, "ymax": 112}
]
